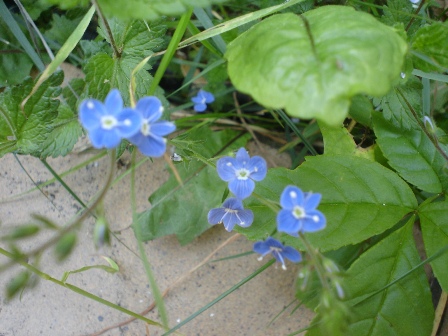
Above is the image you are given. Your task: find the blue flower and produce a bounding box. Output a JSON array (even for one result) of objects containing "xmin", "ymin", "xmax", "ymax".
[
  {"xmin": 127, "ymin": 96, "xmax": 176, "ymax": 157},
  {"xmin": 253, "ymin": 237, "xmax": 301, "ymax": 270},
  {"xmin": 208, "ymin": 198, "xmax": 254, "ymax": 232},
  {"xmin": 277, "ymin": 185, "xmax": 326, "ymax": 236},
  {"xmin": 79, "ymin": 89, "xmax": 142, "ymax": 149},
  {"xmin": 191, "ymin": 89, "xmax": 215, "ymax": 112},
  {"xmin": 216, "ymin": 148, "xmax": 267, "ymax": 199}
]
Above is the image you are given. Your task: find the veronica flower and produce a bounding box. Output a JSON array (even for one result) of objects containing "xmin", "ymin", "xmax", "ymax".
[
  {"xmin": 191, "ymin": 89, "xmax": 215, "ymax": 112},
  {"xmin": 253, "ymin": 237, "xmax": 301, "ymax": 270},
  {"xmin": 79, "ymin": 89, "xmax": 142, "ymax": 149},
  {"xmin": 216, "ymin": 148, "xmax": 267, "ymax": 199},
  {"xmin": 127, "ymin": 96, "xmax": 176, "ymax": 157},
  {"xmin": 277, "ymin": 185, "xmax": 326, "ymax": 236},
  {"xmin": 208, "ymin": 198, "xmax": 254, "ymax": 232}
]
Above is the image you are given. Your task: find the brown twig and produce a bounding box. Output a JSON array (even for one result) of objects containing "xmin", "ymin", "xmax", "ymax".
[{"xmin": 87, "ymin": 233, "xmax": 242, "ymax": 336}]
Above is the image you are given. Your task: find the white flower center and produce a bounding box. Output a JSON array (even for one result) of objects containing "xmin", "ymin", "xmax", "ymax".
[
  {"xmin": 292, "ymin": 205, "xmax": 304, "ymax": 219},
  {"xmin": 236, "ymin": 168, "xmax": 250, "ymax": 180},
  {"xmin": 123, "ymin": 119, "xmax": 131, "ymax": 126},
  {"xmin": 87, "ymin": 101, "xmax": 95, "ymax": 109},
  {"xmin": 101, "ymin": 116, "xmax": 118, "ymax": 130},
  {"xmin": 141, "ymin": 120, "xmax": 151, "ymax": 136}
]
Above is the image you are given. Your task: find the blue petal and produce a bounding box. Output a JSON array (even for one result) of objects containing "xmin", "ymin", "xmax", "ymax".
[
  {"xmin": 191, "ymin": 96, "xmax": 204, "ymax": 104},
  {"xmin": 194, "ymin": 103, "xmax": 206, "ymax": 112},
  {"xmin": 79, "ymin": 99, "xmax": 104, "ymax": 130},
  {"xmin": 236, "ymin": 209, "xmax": 254, "ymax": 228},
  {"xmin": 282, "ymin": 247, "xmax": 302, "ymax": 263},
  {"xmin": 253, "ymin": 241, "xmax": 270, "ymax": 255},
  {"xmin": 89, "ymin": 128, "xmax": 121, "ymax": 149},
  {"xmin": 200, "ymin": 90, "xmax": 215, "ymax": 103},
  {"xmin": 216, "ymin": 157, "xmax": 238, "ymax": 182},
  {"xmin": 248, "ymin": 156, "xmax": 267, "ymax": 181},
  {"xmin": 229, "ymin": 178, "xmax": 255, "ymax": 200},
  {"xmin": 235, "ymin": 147, "xmax": 250, "ymax": 164},
  {"xmin": 130, "ymin": 133, "xmax": 167, "ymax": 157},
  {"xmin": 277, "ymin": 209, "xmax": 301, "ymax": 236},
  {"xmin": 280, "ymin": 185, "xmax": 304, "ymax": 210},
  {"xmin": 116, "ymin": 108, "xmax": 142, "ymax": 138},
  {"xmin": 304, "ymin": 192, "xmax": 322, "ymax": 210},
  {"xmin": 222, "ymin": 198, "xmax": 244, "ymax": 210},
  {"xmin": 222, "ymin": 212, "xmax": 239, "ymax": 232},
  {"xmin": 136, "ymin": 97, "xmax": 163, "ymax": 122},
  {"xmin": 104, "ymin": 89, "xmax": 123, "ymax": 116},
  {"xmin": 208, "ymin": 208, "xmax": 227, "ymax": 225},
  {"xmin": 265, "ymin": 237, "xmax": 284, "ymax": 249},
  {"xmin": 150, "ymin": 121, "xmax": 176, "ymax": 136},
  {"xmin": 301, "ymin": 211, "xmax": 326, "ymax": 232}
]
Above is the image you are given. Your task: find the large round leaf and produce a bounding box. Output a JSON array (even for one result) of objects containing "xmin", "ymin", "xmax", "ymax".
[{"xmin": 225, "ymin": 6, "xmax": 408, "ymax": 126}]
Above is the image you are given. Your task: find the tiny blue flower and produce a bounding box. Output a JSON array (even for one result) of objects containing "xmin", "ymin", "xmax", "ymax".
[
  {"xmin": 253, "ymin": 237, "xmax": 301, "ymax": 270},
  {"xmin": 277, "ymin": 185, "xmax": 326, "ymax": 236},
  {"xmin": 79, "ymin": 89, "xmax": 142, "ymax": 149},
  {"xmin": 207, "ymin": 198, "xmax": 254, "ymax": 232},
  {"xmin": 191, "ymin": 89, "xmax": 215, "ymax": 112},
  {"xmin": 127, "ymin": 96, "xmax": 176, "ymax": 157},
  {"xmin": 216, "ymin": 148, "xmax": 267, "ymax": 199}
]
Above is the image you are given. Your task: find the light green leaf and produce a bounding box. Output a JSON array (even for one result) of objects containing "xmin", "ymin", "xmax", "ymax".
[
  {"xmin": 373, "ymin": 112, "xmax": 448, "ymax": 193},
  {"xmin": 241, "ymin": 155, "xmax": 417, "ymax": 251},
  {"xmin": 225, "ymin": 6, "xmax": 407, "ymax": 126},
  {"xmin": 0, "ymin": 72, "xmax": 63, "ymax": 157},
  {"xmin": 135, "ymin": 128, "xmax": 249, "ymax": 245},
  {"xmin": 419, "ymin": 199, "xmax": 448, "ymax": 292},
  {"xmin": 39, "ymin": 104, "xmax": 83, "ymax": 158},
  {"xmin": 373, "ymin": 75, "xmax": 422, "ymax": 131},
  {"xmin": 45, "ymin": 14, "xmax": 82, "ymax": 45},
  {"xmin": 412, "ymin": 22, "xmax": 448, "ymax": 72},
  {"xmin": 54, "ymin": 232, "xmax": 77, "ymax": 261},
  {"xmin": 341, "ymin": 219, "xmax": 433, "ymax": 336},
  {"xmin": 61, "ymin": 256, "xmax": 119, "ymax": 282},
  {"xmin": 381, "ymin": 0, "xmax": 421, "ymax": 37}
]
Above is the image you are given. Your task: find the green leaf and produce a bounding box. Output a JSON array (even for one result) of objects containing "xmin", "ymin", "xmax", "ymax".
[
  {"xmin": 373, "ymin": 112, "xmax": 448, "ymax": 193},
  {"xmin": 412, "ymin": 23, "xmax": 448, "ymax": 72},
  {"xmin": 61, "ymin": 256, "xmax": 119, "ymax": 282},
  {"xmin": 0, "ymin": 14, "xmax": 34, "ymax": 87},
  {"xmin": 348, "ymin": 94, "xmax": 373, "ymax": 127},
  {"xmin": 0, "ymin": 72, "xmax": 63, "ymax": 157},
  {"xmin": 54, "ymin": 232, "xmax": 77, "ymax": 261},
  {"xmin": 381, "ymin": 0, "xmax": 421, "ymax": 38},
  {"xmin": 373, "ymin": 75, "xmax": 422, "ymax": 131},
  {"xmin": 241, "ymin": 155, "xmax": 417, "ymax": 251},
  {"xmin": 39, "ymin": 104, "xmax": 83, "ymax": 158},
  {"xmin": 45, "ymin": 14, "xmax": 82, "ymax": 45},
  {"xmin": 2, "ymin": 225, "xmax": 40, "ymax": 240},
  {"xmin": 419, "ymin": 199, "xmax": 448, "ymax": 292},
  {"xmin": 225, "ymin": 6, "xmax": 407, "ymax": 126},
  {"xmin": 135, "ymin": 128, "xmax": 249, "ymax": 245},
  {"xmin": 6, "ymin": 271, "xmax": 30, "ymax": 299},
  {"xmin": 319, "ymin": 122, "xmax": 374, "ymax": 161},
  {"xmin": 341, "ymin": 219, "xmax": 433, "ymax": 336},
  {"xmin": 98, "ymin": 17, "xmax": 167, "ymax": 58}
]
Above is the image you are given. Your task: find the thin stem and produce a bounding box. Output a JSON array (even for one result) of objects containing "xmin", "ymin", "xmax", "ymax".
[
  {"xmin": 92, "ymin": 0, "xmax": 120, "ymax": 58},
  {"xmin": 0, "ymin": 150, "xmax": 116, "ymax": 274},
  {"xmin": 396, "ymin": 88, "xmax": 448, "ymax": 161},
  {"xmin": 406, "ymin": 0, "xmax": 426, "ymax": 32},
  {"xmin": 0, "ymin": 247, "xmax": 164, "ymax": 329}
]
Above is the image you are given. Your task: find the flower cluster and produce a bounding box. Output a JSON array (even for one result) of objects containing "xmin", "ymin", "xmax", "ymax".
[{"xmin": 79, "ymin": 89, "xmax": 175, "ymax": 157}]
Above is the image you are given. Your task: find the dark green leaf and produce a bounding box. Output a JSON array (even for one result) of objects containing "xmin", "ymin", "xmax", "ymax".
[
  {"xmin": 419, "ymin": 199, "xmax": 448, "ymax": 292},
  {"xmin": 240, "ymin": 155, "xmax": 417, "ymax": 251},
  {"xmin": 0, "ymin": 72, "xmax": 63, "ymax": 157},
  {"xmin": 381, "ymin": 0, "xmax": 421, "ymax": 38},
  {"xmin": 341, "ymin": 219, "xmax": 433, "ymax": 336},
  {"xmin": 54, "ymin": 232, "xmax": 77, "ymax": 261},
  {"xmin": 45, "ymin": 14, "xmax": 82, "ymax": 45},
  {"xmin": 135, "ymin": 129, "xmax": 249, "ymax": 245},
  {"xmin": 348, "ymin": 94, "xmax": 373, "ymax": 127},
  {"xmin": 225, "ymin": 6, "xmax": 407, "ymax": 126},
  {"xmin": 373, "ymin": 112, "xmax": 448, "ymax": 193}
]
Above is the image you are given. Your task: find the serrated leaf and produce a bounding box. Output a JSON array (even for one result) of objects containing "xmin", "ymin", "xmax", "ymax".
[
  {"xmin": 225, "ymin": 6, "xmax": 407, "ymax": 126},
  {"xmin": 45, "ymin": 14, "xmax": 82, "ymax": 45},
  {"xmin": 340, "ymin": 219, "xmax": 433, "ymax": 336},
  {"xmin": 240, "ymin": 155, "xmax": 417, "ymax": 251},
  {"xmin": 412, "ymin": 22, "xmax": 448, "ymax": 72},
  {"xmin": 98, "ymin": 18, "xmax": 167, "ymax": 58},
  {"xmin": 0, "ymin": 72, "xmax": 63, "ymax": 157},
  {"xmin": 373, "ymin": 112, "xmax": 448, "ymax": 193},
  {"xmin": 84, "ymin": 53, "xmax": 163, "ymax": 104},
  {"xmin": 39, "ymin": 104, "xmax": 82, "ymax": 158},
  {"xmin": 62, "ymin": 78, "xmax": 86, "ymax": 112},
  {"xmin": 135, "ymin": 129, "xmax": 249, "ymax": 245},
  {"xmin": 373, "ymin": 75, "xmax": 422, "ymax": 130},
  {"xmin": 381, "ymin": 0, "xmax": 421, "ymax": 38},
  {"xmin": 419, "ymin": 199, "xmax": 448, "ymax": 292}
]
